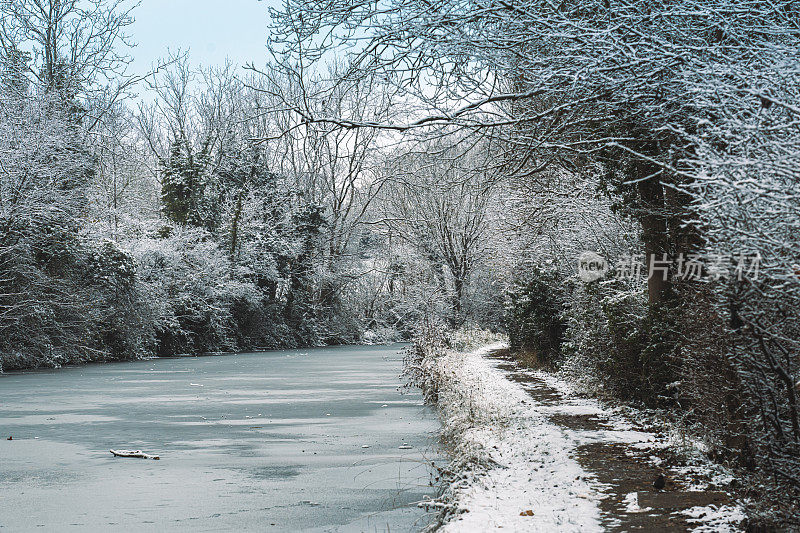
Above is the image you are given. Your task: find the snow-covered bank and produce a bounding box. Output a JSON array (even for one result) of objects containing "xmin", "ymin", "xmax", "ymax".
[
  {"xmin": 423, "ymin": 343, "xmax": 604, "ymax": 531},
  {"xmin": 421, "ymin": 343, "xmax": 746, "ymax": 532}
]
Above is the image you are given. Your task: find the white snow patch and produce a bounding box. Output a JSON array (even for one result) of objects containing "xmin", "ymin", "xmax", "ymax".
[
  {"xmin": 537, "ymin": 404, "xmax": 606, "ymax": 416},
  {"xmin": 682, "ymin": 504, "xmax": 746, "ymax": 532},
  {"xmin": 623, "ymin": 492, "xmax": 653, "ymax": 513}
]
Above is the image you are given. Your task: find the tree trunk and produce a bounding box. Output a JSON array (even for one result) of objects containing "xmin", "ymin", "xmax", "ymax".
[
  {"xmin": 636, "ymin": 161, "xmax": 670, "ymax": 304},
  {"xmin": 451, "ymin": 275, "xmax": 465, "ymax": 327},
  {"xmin": 229, "ymin": 190, "xmax": 244, "ymax": 259}
]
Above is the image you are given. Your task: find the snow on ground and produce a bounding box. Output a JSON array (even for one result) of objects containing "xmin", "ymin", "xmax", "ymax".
[
  {"xmin": 426, "ymin": 343, "xmax": 745, "ymax": 532},
  {"xmin": 681, "ymin": 504, "xmax": 748, "ymax": 532},
  {"xmin": 622, "ymin": 492, "xmax": 653, "ymax": 513},
  {"xmin": 534, "ymin": 366, "xmax": 746, "ymax": 495},
  {"xmin": 427, "ymin": 343, "xmax": 613, "ymax": 531}
]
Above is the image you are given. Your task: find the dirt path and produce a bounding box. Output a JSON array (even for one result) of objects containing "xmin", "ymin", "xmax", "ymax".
[{"xmin": 489, "ymin": 350, "xmax": 737, "ymax": 532}]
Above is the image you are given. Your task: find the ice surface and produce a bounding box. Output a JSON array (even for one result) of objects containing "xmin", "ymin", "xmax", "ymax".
[{"xmin": 0, "ymin": 344, "xmax": 443, "ymax": 532}]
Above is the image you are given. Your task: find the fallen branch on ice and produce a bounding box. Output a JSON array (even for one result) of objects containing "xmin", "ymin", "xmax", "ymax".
[{"xmin": 109, "ymin": 449, "xmax": 160, "ymax": 460}]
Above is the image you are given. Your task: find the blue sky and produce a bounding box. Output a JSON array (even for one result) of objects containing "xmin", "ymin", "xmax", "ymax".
[{"xmin": 127, "ymin": 0, "xmax": 278, "ymax": 75}]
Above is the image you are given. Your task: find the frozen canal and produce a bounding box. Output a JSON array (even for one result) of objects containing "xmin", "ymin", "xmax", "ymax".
[{"xmin": 0, "ymin": 344, "xmax": 443, "ymax": 531}]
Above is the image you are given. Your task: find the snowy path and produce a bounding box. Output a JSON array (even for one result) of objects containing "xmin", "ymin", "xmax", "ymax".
[{"xmin": 429, "ymin": 344, "xmax": 744, "ymax": 532}]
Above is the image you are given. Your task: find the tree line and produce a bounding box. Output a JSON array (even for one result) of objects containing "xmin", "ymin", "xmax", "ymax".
[{"xmin": 0, "ymin": 0, "xmax": 502, "ymax": 373}]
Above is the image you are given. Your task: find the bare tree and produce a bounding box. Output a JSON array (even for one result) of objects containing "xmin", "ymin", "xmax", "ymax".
[
  {"xmin": 381, "ymin": 139, "xmax": 493, "ymax": 326},
  {"xmin": 0, "ymin": 0, "xmax": 143, "ymax": 127}
]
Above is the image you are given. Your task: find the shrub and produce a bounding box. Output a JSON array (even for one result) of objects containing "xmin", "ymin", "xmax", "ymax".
[
  {"xmin": 559, "ymin": 276, "xmax": 679, "ymax": 407},
  {"xmin": 505, "ymin": 267, "xmax": 568, "ymax": 364}
]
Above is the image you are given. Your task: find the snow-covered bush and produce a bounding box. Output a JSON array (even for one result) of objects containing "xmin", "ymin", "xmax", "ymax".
[
  {"xmin": 0, "ymin": 91, "xmax": 150, "ymax": 369},
  {"xmin": 445, "ymin": 327, "xmax": 505, "ymax": 354},
  {"xmin": 505, "ymin": 267, "xmax": 568, "ymax": 364},
  {"xmin": 360, "ymin": 326, "xmax": 402, "ymax": 345},
  {"xmin": 131, "ymin": 227, "xmax": 251, "ymax": 355}
]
